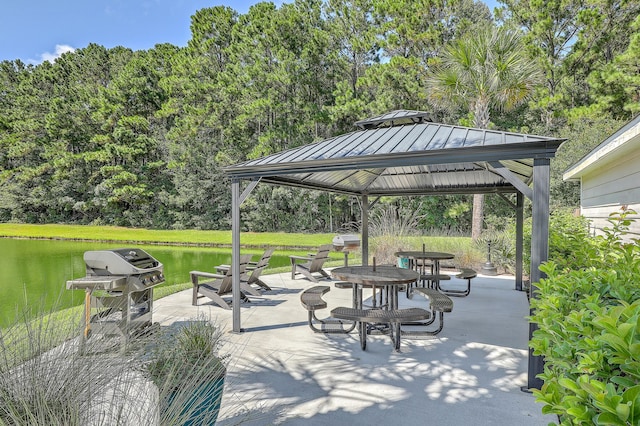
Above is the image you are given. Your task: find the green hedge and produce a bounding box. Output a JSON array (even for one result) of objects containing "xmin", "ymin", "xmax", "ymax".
[{"xmin": 530, "ymin": 209, "xmax": 640, "ymax": 425}]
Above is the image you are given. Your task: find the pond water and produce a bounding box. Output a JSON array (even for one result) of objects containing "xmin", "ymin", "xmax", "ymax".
[{"xmin": 0, "ymin": 238, "xmax": 292, "ymax": 327}]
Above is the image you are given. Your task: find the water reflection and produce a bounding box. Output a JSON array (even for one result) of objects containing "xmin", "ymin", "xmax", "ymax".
[{"xmin": 0, "ymin": 238, "xmax": 291, "ymax": 326}]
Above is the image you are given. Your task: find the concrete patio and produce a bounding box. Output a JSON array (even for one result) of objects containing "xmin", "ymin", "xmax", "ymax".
[{"xmin": 153, "ymin": 270, "xmax": 555, "ymax": 425}]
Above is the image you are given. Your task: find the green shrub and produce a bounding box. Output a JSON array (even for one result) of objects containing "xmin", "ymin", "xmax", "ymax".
[
  {"xmin": 480, "ymin": 210, "xmax": 590, "ymax": 275},
  {"xmin": 510, "ymin": 209, "xmax": 592, "ymax": 276},
  {"xmin": 530, "ymin": 208, "xmax": 640, "ymax": 425},
  {"xmin": 475, "ymin": 226, "xmax": 515, "ymax": 274}
]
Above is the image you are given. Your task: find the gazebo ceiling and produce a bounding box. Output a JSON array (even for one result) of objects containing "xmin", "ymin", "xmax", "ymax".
[{"xmin": 224, "ymin": 110, "xmax": 566, "ymax": 196}]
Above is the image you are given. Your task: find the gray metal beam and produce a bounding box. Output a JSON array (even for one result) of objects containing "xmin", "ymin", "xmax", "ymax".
[
  {"xmin": 515, "ymin": 192, "xmax": 524, "ymax": 291},
  {"xmin": 527, "ymin": 158, "xmax": 550, "ymax": 391},
  {"xmin": 362, "ymin": 195, "xmax": 369, "ymax": 266},
  {"xmin": 369, "ymin": 196, "xmax": 382, "ymax": 209},
  {"xmin": 495, "ymin": 192, "xmax": 523, "ymax": 291},
  {"xmin": 530, "ymin": 158, "xmax": 550, "ymax": 288},
  {"xmin": 488, "ymin": 161, "xmax": 533, "ymax": 200},
  {"xmin": 231, "ymin": 179, "xmax": 242, "ymax": 333},
  {"xmin": 239, "ymin": 178, "xmax": 260, "ymax": 204},
  {"xmin": 225, "ymin": 142, "xmax": 564, "ymax": 179},
  {"xmin": 231, "ymin": 178, "xmax": 261, "ymax": 333},
  {"xmin": 258, "ymin": 176, "xmax": 519, "ymax": 197},
  {"xmin": 496, "ymin": 193, "xmax": 516, "ymax": 209}
]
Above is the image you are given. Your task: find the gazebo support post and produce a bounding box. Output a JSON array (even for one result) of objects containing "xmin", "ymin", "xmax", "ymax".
[
  {"xmin": 231, "ymin": 179, "xmax": 242, "ymax": 332},
  {"xmin": 497, "ymin": 192, "xmax": 525, "ymax": 291},
  {"xmin": 516, "ymin": 192, "xmax": 524, "ymax": 291},
  {"xmin": 526, "ymin": 158, "xmax": 550, "ymax": 391},
  {"xmin": 231, "ymin": 178, "xmax": 260, "ymax": 333},
  {"xmin": 361, "ymin": 195, "xmax": 369, "ymax": 266}
]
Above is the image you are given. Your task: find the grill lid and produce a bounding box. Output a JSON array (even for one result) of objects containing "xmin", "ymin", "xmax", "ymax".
[
  {"xmin": 84, "ymin": 248, "xmax": 163, "ymax": 276},
  {"xmin": 332, "ymin": 234, "xmax": 360, "ymax": 251}
]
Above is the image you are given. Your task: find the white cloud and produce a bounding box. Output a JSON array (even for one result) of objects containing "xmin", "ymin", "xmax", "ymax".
[{"xmin": 39, "ymin": 44, "xmax": 76, "ymax": 63}]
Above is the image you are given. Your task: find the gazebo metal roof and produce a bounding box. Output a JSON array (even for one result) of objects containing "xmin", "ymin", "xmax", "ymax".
[
  {"xmin": 224, "ymin": 110, "xmax": 565, "ymax": 390},
  {"xmin": 225, "ymin": 110, "xmax": 565, "ymax": 196}
]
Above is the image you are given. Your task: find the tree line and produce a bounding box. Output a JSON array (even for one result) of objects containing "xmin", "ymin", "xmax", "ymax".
[{"xmin": 1, "ymin": 0, "xmax": 638, "ymax": 233}]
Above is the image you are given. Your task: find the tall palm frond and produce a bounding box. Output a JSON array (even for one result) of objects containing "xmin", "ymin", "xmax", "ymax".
[
  {"xmin": 426, "ymin": 26, "xmax": 542, "ymax": 128},
  {"xmin": 425, "ymin": 26, "xmax": 542, "ymax": 240}
]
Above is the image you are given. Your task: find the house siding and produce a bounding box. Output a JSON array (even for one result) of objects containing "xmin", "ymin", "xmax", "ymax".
[
  {"xmin": 579, "ymin": 147, "xmax": 640, "ymax": 239},
  {"xmin": 580, "ymin": 204, "xmax": 640, "ymax": 239}
]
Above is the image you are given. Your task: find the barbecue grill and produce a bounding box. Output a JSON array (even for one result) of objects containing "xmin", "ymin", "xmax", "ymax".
[
  {"xmin": 66, "ymin": 248, "xmax": 164, "ymax": 350},
  {"xmin": 332, "ymin": 234, "xmax": 361, "ymax": 266}
]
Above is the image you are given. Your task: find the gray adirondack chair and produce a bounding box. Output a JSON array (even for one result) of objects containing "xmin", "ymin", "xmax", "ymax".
[
  {"xmin": 290, "ymin": 244, "xmax": 332, "ymax": 282},
  {"xmin": 190, "ymin": 254, "xmax": 253, "ymax": 309},
  {"xmin": 245, "ymin": 248, "xmax": 274, "ymax": 291}
]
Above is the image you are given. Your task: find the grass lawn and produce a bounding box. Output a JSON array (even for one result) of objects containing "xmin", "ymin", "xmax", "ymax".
[
  {"xmin": 1, "ymin": 223, "xmax": 481, "ymax": 307},
  {"xmin": 0, "ymin": 223, "xmax": 335, "ymax": 249}
]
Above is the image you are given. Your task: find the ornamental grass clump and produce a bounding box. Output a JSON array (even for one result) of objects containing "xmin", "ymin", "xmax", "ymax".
[
  {"xmin": 368, "ymin": 203, "xmax": 483, "ymax": 268},
  {"xmin": 145, "ymin": 314, "xmax": 227, "ymax": 425},
  {"xmin": 530, "ymin": 208, "xmax": 640, "ymax": 425},
  {"xmin": 369, "ymin": 203, "xmax": 424, "ymax": 264},
  {"xmin": 0, "ymin": 306, "xmax": 156, "ymax": 425}
]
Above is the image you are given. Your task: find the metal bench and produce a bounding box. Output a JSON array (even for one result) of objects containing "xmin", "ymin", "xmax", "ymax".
[
  {"xmin": 330, "ymin": 306, "xmax": 431, "ymax": 351},
  {"xmin": 406, "ymin": 287, "xmax": 453, "ymax": 335},
  {"xmin": 421, "ymin": 274, "xmax": 451, "ymax": 285},
  {"xmin": 300, "ymin": 286, "xmax": 356, "ymax": 333},
  {"xmin": 437, "ymin": 268, "xmax": 477, "ymax": 297},
  {"xmin": 333, "ymin": 282, "xmax": 353, "ymax": 289},
  {"xmin": 300, "ymin": 285, "xmax": 330, "ymax": 311},
  {"xmin": 334, "ymin": 281, "xmax": 387, "ymax": 308},
  {"xmin": 334, "ymin": 281, "xmax": 358, "ymax": 307},
  {"xmin": 406, "ymin": 273, "xmax": 450, "ymax": 296}
]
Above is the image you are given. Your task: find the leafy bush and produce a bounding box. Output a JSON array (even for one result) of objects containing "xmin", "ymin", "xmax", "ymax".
[
  {"xmin": 530, "ymin": 208, "xmax": 640, "ymax": 425},
  {"xmin": 507, "ymin": 209, "xmax": 592, "ymax": 276},
  {"xmin": 477, "ymin": 210, "xmax": 591, "ymax": 275},
  {"xmin": 475, "ymin": 226, "xmax": 515, "ymax": 274}
]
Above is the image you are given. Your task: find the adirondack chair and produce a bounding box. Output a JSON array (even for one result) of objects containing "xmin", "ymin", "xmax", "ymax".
[
  {"xmin": 245, "ymin": 248, "xmax": 274, "ymax": 291},
  {"xmin": 290, "ymin": 244, "xmax": 332, "ymax": 283},
  {"xmin": 190, "ymin": 254, "xmax": 253, "ymax": 309},
  {"xmin": 215, "ymin": 248, "xmax": 275, "ymax": 292}
]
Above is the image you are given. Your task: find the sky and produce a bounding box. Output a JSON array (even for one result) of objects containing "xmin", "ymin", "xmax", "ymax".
[{"xmin": 1, "ymin": 0, "xmax": 498, "ymax": 64}]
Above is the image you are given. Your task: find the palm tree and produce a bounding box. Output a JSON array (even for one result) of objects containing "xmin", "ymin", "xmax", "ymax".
[{"xmin": 426, "ymin": 26, "xmax": 542, "ymax": 240}]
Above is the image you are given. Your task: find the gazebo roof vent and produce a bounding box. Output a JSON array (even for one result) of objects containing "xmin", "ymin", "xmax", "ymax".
[{"xmin": 354, "ymin": 109, "xmax": 433, "ymax": 130}]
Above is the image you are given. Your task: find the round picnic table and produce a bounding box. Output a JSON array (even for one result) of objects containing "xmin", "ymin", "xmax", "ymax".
[
  {"xmin": 331, "ymin": 265, "xmax": 419, "ymax": 309},
  {"xmin": 330, "ymin": 265, "xmax": 421, "ymax": 350},
  {"xmin": 394, "ymin": 251, "xmax": 454, "ymax": 289}
]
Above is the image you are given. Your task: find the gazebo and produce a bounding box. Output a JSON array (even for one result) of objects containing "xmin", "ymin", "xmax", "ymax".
[{"xmin": 223, "ymin": 110, "xmax": 565, "ymax": 389}]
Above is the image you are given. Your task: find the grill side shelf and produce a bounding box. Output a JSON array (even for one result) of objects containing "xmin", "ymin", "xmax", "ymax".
[{"xmin": 66, "ymin": 276, "xmax": 128, "ymax": 291}]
